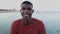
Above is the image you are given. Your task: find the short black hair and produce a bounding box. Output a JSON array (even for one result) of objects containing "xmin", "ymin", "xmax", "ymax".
[{"xmin": 21, "ymin": 1, "xmax": 33, "ymax": 7}]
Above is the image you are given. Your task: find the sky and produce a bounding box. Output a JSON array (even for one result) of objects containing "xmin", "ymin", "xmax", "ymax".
[{"xmin": 0, "ymin": 0, "xmax": 60, "ymax": 11}]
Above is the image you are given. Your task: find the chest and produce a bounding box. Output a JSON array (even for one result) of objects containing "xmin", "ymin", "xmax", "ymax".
[{"xmin": 17, "ymin": 24, "xmax": 40, "ymax": 34}]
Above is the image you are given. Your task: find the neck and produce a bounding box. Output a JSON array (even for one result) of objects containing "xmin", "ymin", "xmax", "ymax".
[{"xmin": 23, "ymin": 18, "xmax": 32, "ymax": 26}]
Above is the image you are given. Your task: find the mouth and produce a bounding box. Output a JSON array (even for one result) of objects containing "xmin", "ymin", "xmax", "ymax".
[
  {"xmin": 23, "ymin": 15, "xmax": 30, "ymax": 19},
  {"xmin": 24, "ymin": 15, "xmax": 29, "ymax": 17}
]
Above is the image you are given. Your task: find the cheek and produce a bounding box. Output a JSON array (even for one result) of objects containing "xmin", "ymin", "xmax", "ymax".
[
  {"xmin": 29, "ymin": 13, "xmax": 32, "ymax": 16},
  {"xmin": 27, "ymin": 12, "xmax": 32, "ymax": 16},
  {"xmin": 21, "ymin": 13, "xmax": 24, "ymax": 17}
]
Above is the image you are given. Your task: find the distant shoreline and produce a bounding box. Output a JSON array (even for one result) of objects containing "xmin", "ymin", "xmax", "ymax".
[
  {"xmin": 0, "ymin": 9, "xmax": 17, "ymax": 11},
  {"xmin": 0, "ymin": 9, "xmax": 60, "ymax": 13}
]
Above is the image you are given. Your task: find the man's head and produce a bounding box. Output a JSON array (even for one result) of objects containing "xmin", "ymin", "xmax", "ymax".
[{"xmin": 20, "ymin": 1, "xmax": 34, "ymax": 21}]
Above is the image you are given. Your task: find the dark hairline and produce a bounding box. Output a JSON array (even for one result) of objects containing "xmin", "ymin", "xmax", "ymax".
[{"xmin": 21, "ymin": 1, "xmax": 33, "ymax": 7}]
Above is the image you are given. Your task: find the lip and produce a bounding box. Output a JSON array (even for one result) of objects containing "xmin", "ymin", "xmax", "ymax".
[
  {"xmin": 24, "ymin": 14, "xmax": 29, "ymax": 16},
  {"xmin": 23, "ymin": 15, "xmax": 29, "ymax": 19}
]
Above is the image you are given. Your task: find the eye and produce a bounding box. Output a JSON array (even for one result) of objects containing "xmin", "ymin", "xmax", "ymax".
[
  {"xmin": 22, "ymin": 7, "xmax": 26, "ymax": 10},
  {"xmin": 22, "ymin": 7, "xmax": 32, "ymax": 11},
  {"xmin": 27, "ymin": 8, "xmax": 31, "ymax": 10}
]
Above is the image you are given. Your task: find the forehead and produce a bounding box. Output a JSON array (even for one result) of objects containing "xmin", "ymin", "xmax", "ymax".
[{"xmin": 21, "ymin": 4, "xmax": 33, "ymax": 8}]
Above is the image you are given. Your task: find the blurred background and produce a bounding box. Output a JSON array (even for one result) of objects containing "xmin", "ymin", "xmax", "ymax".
[{"xmin": 0, "ymin": 0, "xmax": 60, "ymax": 34}]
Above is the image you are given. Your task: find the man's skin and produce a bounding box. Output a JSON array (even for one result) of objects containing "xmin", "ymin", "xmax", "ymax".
[{"xmin": 20, "ymin": 4, "xmax": 34, "ymax": 25}]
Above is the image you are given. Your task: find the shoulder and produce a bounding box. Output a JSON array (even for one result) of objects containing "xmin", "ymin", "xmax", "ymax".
[
  {"xmin": 32, "ymin": 18, "xmax": 43, "ymax": 23},
  {"xmin": 11, "ymin": 18, "xmax": 22, "ymax": 26},
  {"xmin": 32, "ymin": 18, "xmax": 44, "ymax": 26}
]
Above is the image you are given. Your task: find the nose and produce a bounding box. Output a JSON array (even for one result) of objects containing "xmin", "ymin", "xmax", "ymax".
[
  {"xmin": 24, "ymin": 9, "xmax": 29, "ymax": 14},
  {"xmin": 23, "ymin": 10, "xmax": 28, "ymax": 15}
]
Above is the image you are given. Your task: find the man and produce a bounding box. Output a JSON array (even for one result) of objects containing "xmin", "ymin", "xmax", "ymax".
[{"xmin": 10, "ymin": 1, "xmax": 46, "ymax": 34}]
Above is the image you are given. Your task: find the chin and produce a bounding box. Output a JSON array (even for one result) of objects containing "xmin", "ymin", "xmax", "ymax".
[
  {"xmin": 23, "ymin": 17, "xmax": 29, "ymax": 19},
  {"xmin": 25, "ymin": 18, "xmax": 29, "ymax": 20}
]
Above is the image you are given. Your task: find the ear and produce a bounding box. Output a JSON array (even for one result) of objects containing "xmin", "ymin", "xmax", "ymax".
[
  {"xmin": 32, "ymin": 10, "xmax": 34, "ymax": 13},
  {"xmin": 20, "ymin": 9, "xmax": 21, "ymax": 12}
]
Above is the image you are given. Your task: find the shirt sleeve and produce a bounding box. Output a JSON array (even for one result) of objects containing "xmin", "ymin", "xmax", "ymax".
[
  {"xmin": 39, "ymin": 21, "xmax": 46, "ymax": 34},
  {"xmin": 10, "ymin": 21, "xmax": 18, "ymax": 34}
]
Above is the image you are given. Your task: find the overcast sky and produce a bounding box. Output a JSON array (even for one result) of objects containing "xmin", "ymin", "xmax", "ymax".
[{"xmin": 0, "ymin": 0, "xmax": 60, "ymax": 11}]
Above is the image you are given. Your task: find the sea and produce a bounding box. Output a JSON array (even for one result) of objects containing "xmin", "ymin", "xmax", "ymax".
[{"xmin": 0, "ymin": 11, "xmax": 60, "ymax": 34}]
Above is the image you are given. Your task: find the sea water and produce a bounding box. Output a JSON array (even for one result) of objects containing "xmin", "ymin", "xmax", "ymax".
[{"xmin": 0, "ymin": 11, "xmax": 60, "ymax": 34}]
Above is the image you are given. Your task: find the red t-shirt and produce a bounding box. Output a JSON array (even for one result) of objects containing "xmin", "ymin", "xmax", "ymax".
[{"xmin": 10, "ymin": 18, "xmax": 46, "ymax": 34}]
